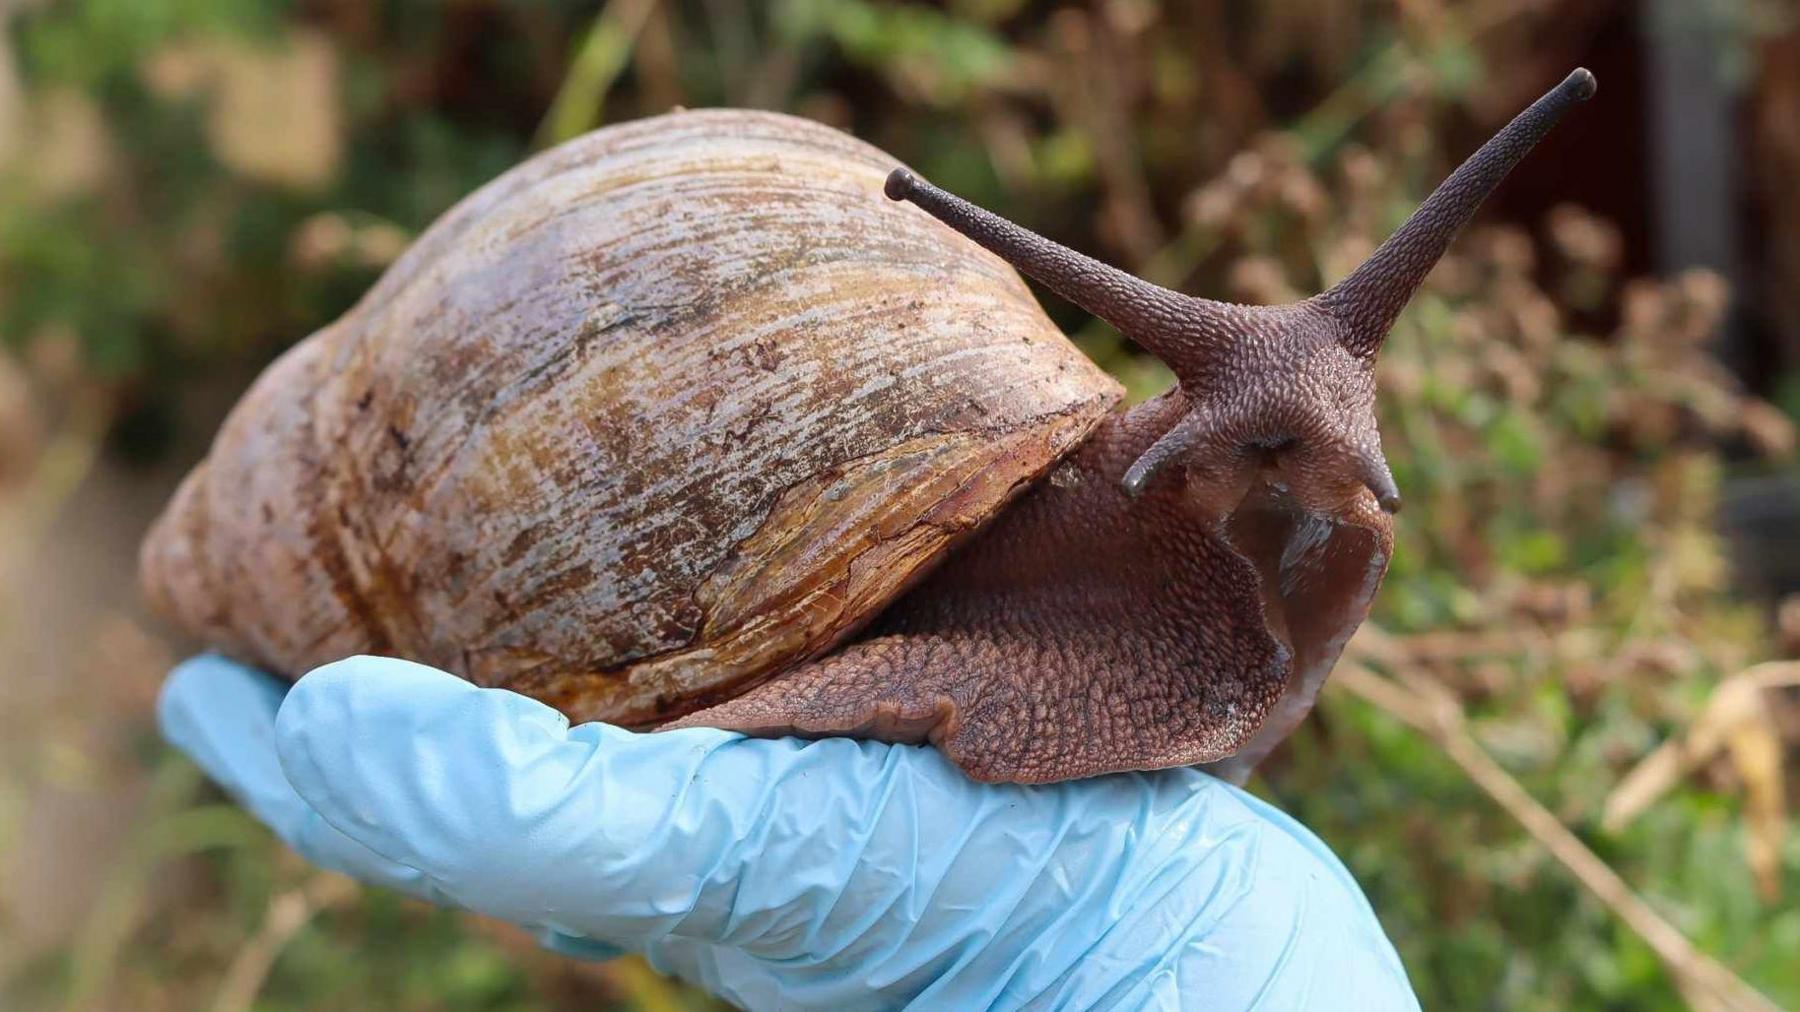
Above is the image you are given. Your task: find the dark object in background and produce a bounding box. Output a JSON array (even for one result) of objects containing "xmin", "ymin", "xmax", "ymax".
[{"xmin": 1721, "ymin": 475, "xmax": 1800, "ymax": 601}]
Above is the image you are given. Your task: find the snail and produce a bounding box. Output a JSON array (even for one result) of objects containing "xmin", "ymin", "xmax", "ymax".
[{"xmin": 141, "ymin": 69, "xmax": 1596, "ymax": 784}]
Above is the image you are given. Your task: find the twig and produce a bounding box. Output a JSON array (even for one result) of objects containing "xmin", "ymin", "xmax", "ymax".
[
  {"xmin": 60, "ymin": 759, "xmax": 204, "ymax": 1012},
  {"xmin": 1287, "ymin": 0, "xmax": 1534, "ymax": 163},
  {"xmin": 1332, "ymin": 654, "xmax": 1781, "ymax": 1012},
  {"xmin": 1064, "ymin": 12, "xmax": 1164, "ymax": 263},
  {"xmin": 534, "ymin": 0, "xmax": 660, "ymax": 148},
  {"xmin": 209, "ymin": 873, "xmax": 359, "ymax": 1012},
  {"xmin": 601, "ymin": 955, "xmax": 689, "ymax": 1012},
  {"xmin": 0, "ymin": 389, "xmax": 111, "ymax": 582},
  {"xmin": 1603, "ymin": 662, "xmax": 1799, "ymax": 900},
  {"xmin": 464, "ymin": 916, "xmax": 689, "ymax": 1011}
]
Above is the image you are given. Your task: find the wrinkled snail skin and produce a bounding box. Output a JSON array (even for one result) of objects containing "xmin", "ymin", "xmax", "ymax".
[
  {"xmin": 675, "ymin": 68, "xmax": 1594, "ymax": 783},
  {"xmin": 142, "ymin": 71, "xmax": 1595, "ymax": 785},
  {"xmin": 668, "ymin": 389, "xmax": 1396, "ymax": 784}
]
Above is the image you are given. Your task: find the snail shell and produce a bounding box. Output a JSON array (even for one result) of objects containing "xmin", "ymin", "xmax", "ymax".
[{"xmin": 141, "ymin": 109, "xmax": 1121, "ymax": 724}]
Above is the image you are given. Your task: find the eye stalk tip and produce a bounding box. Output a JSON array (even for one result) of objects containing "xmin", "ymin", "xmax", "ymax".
[
  {"xmin": 1566, "ymin": 67, "xmax": 1597, "ymax": 102},
  {"xmin": 884, "ymin": 168, "xmax": 918, "ymax": 201},
  {"xmin": 1354, "ymin": 448, "xmax": 1402, "ymax": 514},
  {"xmin": 1119, "ymin": 467, "xmax": 1151, "ymax": 499}
]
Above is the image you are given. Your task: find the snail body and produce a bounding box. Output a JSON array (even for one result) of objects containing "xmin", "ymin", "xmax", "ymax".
[{"xmin": 143, "ymin": 73, "xmax": 1595, "ymax": 783}]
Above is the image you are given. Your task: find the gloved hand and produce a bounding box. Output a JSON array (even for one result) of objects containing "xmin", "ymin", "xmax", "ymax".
[{"xmin": 159, "ymin": 653, "xmax": 1418, "ymax": 1010}]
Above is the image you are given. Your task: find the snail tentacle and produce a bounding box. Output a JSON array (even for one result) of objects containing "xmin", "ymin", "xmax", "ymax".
[
  {"xmin": 1321, "ymin": 68, "xmax": 1597, "ymax": 359},
  {"xmin": 885, "ymin": 168, "xmax": 1236, "ymax": 381},
  {"xmin": 1352, "ymin": 443, "xmax": 1403, "ymax": 514},
  {"xmin": 1121, "ymin": 407, "xmax": 1221, "ymax": 498}
]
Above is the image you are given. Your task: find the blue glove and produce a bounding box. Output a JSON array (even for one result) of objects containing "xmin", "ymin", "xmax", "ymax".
[{"xmin": 159, "ymin": 653, "xmax": 1418, "ymax": 1010}]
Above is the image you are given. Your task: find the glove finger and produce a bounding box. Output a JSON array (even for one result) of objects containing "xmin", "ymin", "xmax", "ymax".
[
  {"xmin": 159, "ymin": 655, "xmax": 311, "ymax": 834},
  {"xmin": 157, "ymin": 655, "xmax": 441, "ymax": 900},
  {"xmin": 274, "ymin": 655, "xmax": 760, "ymax": 940}
]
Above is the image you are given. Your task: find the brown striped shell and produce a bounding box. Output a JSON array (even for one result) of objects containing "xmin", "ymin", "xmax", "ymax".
[{"xmin": 140, "ymin": 109, "xmax": 1122, "ymax": 725}]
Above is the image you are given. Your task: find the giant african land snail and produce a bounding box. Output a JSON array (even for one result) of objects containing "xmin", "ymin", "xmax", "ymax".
[{"xmin": 141, "ymin": 69, "xmax": 1597, "ymax": 783}]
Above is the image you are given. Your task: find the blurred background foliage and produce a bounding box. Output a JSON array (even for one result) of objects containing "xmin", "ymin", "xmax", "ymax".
[{"xmin": 3, "ymin": 0, "xmax": 1800, "ymax": 1008}]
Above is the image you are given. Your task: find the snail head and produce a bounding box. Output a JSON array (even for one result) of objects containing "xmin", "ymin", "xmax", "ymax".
[{"xmin": 885, "ymin": 68, "xmax": 1596, "ymax": 518}]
